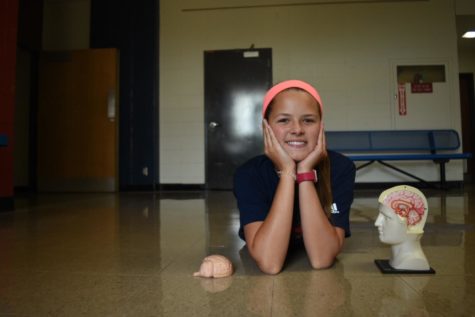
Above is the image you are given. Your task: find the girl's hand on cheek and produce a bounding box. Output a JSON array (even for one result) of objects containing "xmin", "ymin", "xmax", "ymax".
[
  {"xmin": 298, "ymin": 122, "xmax": 327, "ymax": 172},
  {"xmin": 263, "ymin": 120, "xmax": 295, "ymax": 173}
]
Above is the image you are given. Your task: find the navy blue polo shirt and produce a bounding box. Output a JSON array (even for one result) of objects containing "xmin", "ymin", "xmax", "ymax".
[{"xmin": 233, "ymin": 150, "xmax": 356, "ymax": 241}]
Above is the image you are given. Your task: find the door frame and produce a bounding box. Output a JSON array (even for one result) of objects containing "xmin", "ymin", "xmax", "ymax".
[
  {"xmin": 459, "ymin": 72, "xmax": 475, "ymax": 182},
  {"xmin": 204, "ymin": 48, "xmax": 272, "ymax": 189}
]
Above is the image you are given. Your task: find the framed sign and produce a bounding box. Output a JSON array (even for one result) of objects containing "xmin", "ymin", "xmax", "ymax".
[{"xmin": 397, "ymin": 65, "xmax": 445, "ymax": 85}]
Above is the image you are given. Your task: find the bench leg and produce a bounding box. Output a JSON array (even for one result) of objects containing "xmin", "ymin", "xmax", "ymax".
[
  {"xmin": 434, "ymin": 159, "xmax": 449, "ymax": 189},
  {"xmin": 356, "ymin": 160, "xmax": 376, "ymax": 171}
]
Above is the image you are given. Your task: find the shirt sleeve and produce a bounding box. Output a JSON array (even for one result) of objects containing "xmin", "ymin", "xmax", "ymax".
[
  {"xmin": 233, "ymin": 163, "xmax": 271, "ymax": 228},
  {"xmin": 329, "ymin": 152, "xmax": 356, "ymax": 237}
]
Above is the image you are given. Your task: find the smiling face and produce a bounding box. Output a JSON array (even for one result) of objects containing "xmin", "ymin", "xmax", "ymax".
[
  {"xmin": 266, "ymin": 89, "xmax": 321, "ymax": 162},
  {"xmin": 374, "ymin": 203, "xmax": 407, "ymax": 245}
]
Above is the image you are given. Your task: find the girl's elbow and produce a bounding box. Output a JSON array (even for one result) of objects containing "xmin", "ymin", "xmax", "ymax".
[
  {"xmin": 258, "ymin": 261, "xmax": 284, "ymax": 275},
  {"xmin": 309, "ymin": 256, "xmax": 335, "ymax": 270},
  {"xmin": 252, "ymin": 254, "xmax": 284, "ymax": 274},
  {"xmin": 248, "ymin": 246, "xmax": 284, "ymax": 274}
]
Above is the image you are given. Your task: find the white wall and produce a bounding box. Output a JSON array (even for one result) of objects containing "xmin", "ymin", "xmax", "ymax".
[{"xmin": 160, "ymin": 0, "xmax": 465, "ymax": 184}]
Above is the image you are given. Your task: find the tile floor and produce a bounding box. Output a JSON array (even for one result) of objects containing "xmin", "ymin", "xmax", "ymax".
[{"xmin": 0, "ymin": 185, "xmax": 474, "ymax": 316}]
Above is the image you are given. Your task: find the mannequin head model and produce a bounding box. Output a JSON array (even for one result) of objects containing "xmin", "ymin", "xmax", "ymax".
[{"xmin": 375, "ymin": 185, "xmax": 430, "ymax": 270}]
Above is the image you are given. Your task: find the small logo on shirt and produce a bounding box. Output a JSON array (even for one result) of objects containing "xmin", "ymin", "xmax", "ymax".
[{"xmin": 331, "ymin": 203, "xmax": 339, "ymax": 214}]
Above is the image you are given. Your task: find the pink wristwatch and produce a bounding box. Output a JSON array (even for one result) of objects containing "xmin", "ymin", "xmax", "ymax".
[{"xmin": 296, "ymin": 170, "xmax": 318, "ymax": 184}]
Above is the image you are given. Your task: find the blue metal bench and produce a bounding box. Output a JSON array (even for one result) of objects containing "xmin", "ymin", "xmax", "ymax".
[
  {"xmin": 0, "ymin": 134, "xmax": 7, "ymax": 147},
  {"xmin": 325, "ymin": 130, "xmax": 472, "ymax": 188}
]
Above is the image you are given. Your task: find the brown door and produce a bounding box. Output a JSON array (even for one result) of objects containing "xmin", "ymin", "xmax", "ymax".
[{"xmin": 38, "ymin": 48, "xmax": 118, "ymax": 192}]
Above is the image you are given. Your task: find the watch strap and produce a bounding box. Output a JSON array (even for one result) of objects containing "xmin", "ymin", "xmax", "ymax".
[{"xmin": 296, "ymin": 170, "xmax": 318, "ymax": 184}]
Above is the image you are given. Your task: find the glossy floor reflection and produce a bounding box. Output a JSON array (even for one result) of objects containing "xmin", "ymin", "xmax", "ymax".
[{"xmin": 1, "ymin": 185, "xmax": 474, "ymax": 316}]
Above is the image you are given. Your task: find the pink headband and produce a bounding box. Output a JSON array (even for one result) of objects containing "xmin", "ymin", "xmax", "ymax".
[{"xmin": 262, "ymin": 80, "xmax": 323, "ymax": 117}]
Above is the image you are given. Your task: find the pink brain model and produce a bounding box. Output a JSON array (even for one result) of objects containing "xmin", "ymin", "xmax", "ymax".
[
  {"xmin": 384, "ymin": 190, "xmax": 426, "ymax": 226},
  {"xmin": 193, "ymin": 255, "xmax": 233, "ymax": 278}
]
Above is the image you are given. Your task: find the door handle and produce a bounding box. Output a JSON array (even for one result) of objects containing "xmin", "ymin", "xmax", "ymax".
[
  {"xmin": 209, "ymin": 122, "xmax": 220, "ymax": 129},
  {"xmin": 107, "ymin": 89, "xmax": 116, "ymax": 122}
]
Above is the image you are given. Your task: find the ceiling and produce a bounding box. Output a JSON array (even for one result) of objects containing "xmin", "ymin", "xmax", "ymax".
[{"xmin": 456, "ymin": 15, "xmax": 475, "ymax": 50}]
